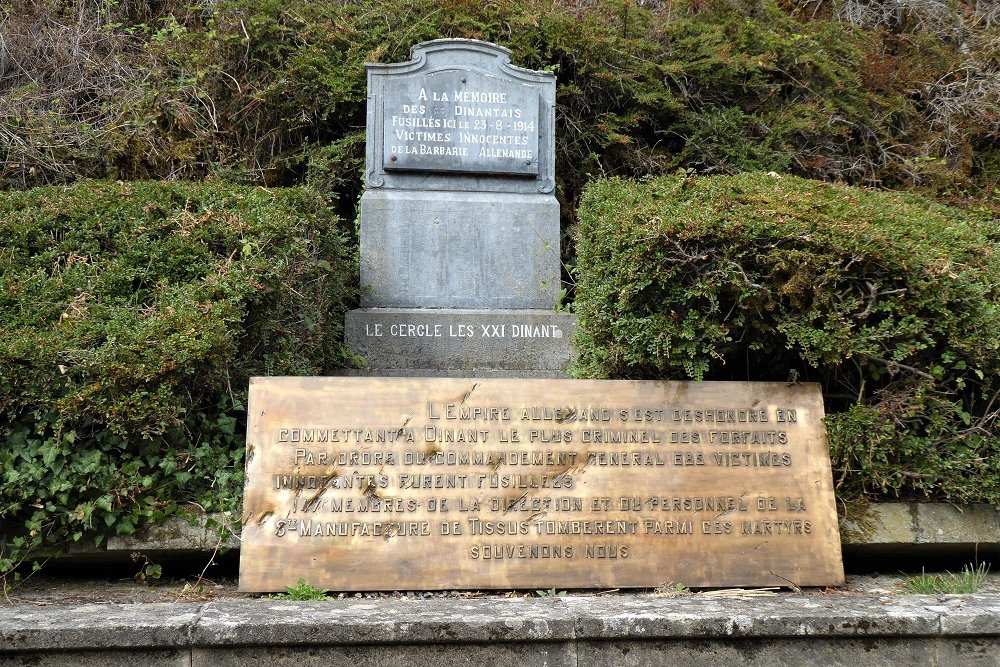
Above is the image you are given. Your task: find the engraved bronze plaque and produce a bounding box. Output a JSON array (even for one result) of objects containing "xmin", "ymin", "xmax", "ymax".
[{"xmin": 239, "ymin": 378, "xmax": 844, "ymax": 592}]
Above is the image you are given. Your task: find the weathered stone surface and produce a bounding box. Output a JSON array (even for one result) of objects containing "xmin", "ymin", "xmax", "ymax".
[
  {"xmin": 936, "ymin": 638, "xmax": 1000, "ymax": 666},
  {"xmin": 106, "ymin": 515, "xmax": 239, "ymax": 554},
  {"xmin": 936, "ymin": 595, "xmax": 1000, "ymax": 635},
  {"xmin": 840, "ymin": 503, "xmax": 1000, "ymax": 556},
  {"xmin": 191, "ymin": 644, "xmax": 577, "ymax": 667},
  {"xmin": 359, "ymin": 190, "xmax": 560, "ymax": 309},
  {"xmin": 191, "ymin": 599, "xmax": 577, "ymax": 645},
  {"xmin": 0, "ymin": 650, "xmax": 187, "ymax": 667},
  {"xmin": 345, "ymin": 308, "xmax": 575, "ymax": 372},
  {"xmin": 562, "ymin": 596, "xmax": 943, "ymax": 639},
  {"xmin": 576, "ymin": 639, "xmax": 936, "ymax": 667},
  {"xmin": 0, "ymin": 603, "xmax": 198, "ymax": 650},
  {"xmin": 914, "ymin": 504, "xmax": 1000, "ymax": 544},
  {"xmin": 66, "ymin": 512, "xmax": 239, "ymax": 558},
  {"xmin": 8, "ymin": 635, "xmax": 999, "ymax": 667},
  {"xmin": 3, "ymin": 595, "xmax": 1000, "ymax": 666}
]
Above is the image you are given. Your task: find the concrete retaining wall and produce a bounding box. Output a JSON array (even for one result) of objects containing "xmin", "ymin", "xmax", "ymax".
[{"xmin": 3, "ymin": 595, "xmax": 999, "ymax": 666}]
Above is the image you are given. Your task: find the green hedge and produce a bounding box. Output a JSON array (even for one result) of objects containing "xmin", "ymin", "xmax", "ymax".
[
  {"xmin": 5, "ymin": 0, "xmax": 998, "ymax": 216},
  {"xmin": 0, "ymin": 181, "xmax": 355, "ymax": 574},
  {"xmin": 575, "ymin": 172, "xmax": 1000, "ymax": 505}
]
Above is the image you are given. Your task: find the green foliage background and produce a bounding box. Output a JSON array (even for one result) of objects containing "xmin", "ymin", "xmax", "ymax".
[
  {"xmin": 576, "ymin": 172, "xmax": 1000, "ymax": 505},
  {"xmin": 3, "ymin": 0, "xmax": 998, "ymax": 216},
  {"xmin": 0, "ymin": 181, "xmax": 354, "ymax": 573}
]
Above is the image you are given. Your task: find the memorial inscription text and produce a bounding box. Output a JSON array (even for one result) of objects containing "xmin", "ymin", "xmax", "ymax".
[
  {"xmin": 239, "ymin": 378, "xmax": 844, "ymax": 591},
  {"xmin": 381, "ymin": 69, "xmax": 540, "ymax": 175}
]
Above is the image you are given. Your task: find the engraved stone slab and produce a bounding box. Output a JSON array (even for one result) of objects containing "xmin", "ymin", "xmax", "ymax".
[
  {"xmin": 382, "ymin": 67, "xmax": 540, "ymax": 175},
  {"xmin": 366, "ymin": 39, "xmax": 555, "ymax": 192},
  {"xmin": 239, "ymin": 378, "xmax": 844, "ymax": 592},
  {"xmin": 359, "ymin": 190, "xmax": 560, "ymax": 309},
  {"xmin": 345, "ymin": 309, "xmax": 576, "ymax": 373}
]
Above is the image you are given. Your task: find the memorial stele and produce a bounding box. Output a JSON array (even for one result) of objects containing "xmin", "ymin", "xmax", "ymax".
[
  {"xmin": 238, "ymin": 39, "xmax": 845, "ymax": 592},
  {"xmin": 343, "ymin": 38, "xmax": 575, "ymax": 376}
]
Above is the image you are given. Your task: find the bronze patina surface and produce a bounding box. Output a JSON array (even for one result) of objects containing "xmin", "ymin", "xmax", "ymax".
[{"xmin": 239, "ymin": 377, "xmax": 844, "ymax": 592}]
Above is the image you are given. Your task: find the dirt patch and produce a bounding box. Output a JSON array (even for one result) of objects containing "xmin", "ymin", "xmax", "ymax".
[{"xmin": 4, "ymin": 572, "xmax": 998, "ymax": 606}]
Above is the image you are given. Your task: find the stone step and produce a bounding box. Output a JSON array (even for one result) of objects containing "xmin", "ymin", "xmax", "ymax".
[
  {"xmin": 2, "ymin": 594, "xmax": 999, "ymax": 666},
  {"xmin": 15, "ymin": 504, "xmax": 1000, "ymax": 666}
]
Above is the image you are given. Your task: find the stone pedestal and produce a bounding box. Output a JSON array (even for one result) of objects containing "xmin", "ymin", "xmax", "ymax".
[{"xmin": 359, "ymin": 190, "xmax": 560, "ymax": 309}]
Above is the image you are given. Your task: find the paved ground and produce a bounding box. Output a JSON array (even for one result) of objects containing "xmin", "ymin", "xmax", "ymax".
[
  {"xmin": 3, "ymin": 571, "xmax": 999, "ymax": 667},
  {"xmin": 4, "ymin": 571, "xmax": 998, "ymax": 606}
]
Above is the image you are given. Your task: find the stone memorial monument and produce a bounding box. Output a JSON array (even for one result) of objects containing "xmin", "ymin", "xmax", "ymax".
[
  {"xmin": 344, "ymin": 39, "xmax": 575, "ymax": 376},
  {"xmin": 239, "ymin": 39, "xmax": 845, "ymax": 593}
]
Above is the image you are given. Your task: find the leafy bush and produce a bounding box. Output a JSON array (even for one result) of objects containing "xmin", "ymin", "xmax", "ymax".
[
  {"xmin": 575, "ymin": 172, "xmax": 1000, "ymax": 504},
  {"xmin": 0, "ymin": 180, "xmax": 355, "ymax": 574},
  {"xmin": 3, "ymin": 0, "xmax": 998, "ymax": 218}
]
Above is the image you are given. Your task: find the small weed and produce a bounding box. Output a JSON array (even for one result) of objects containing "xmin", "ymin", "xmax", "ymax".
[
  {"xmin": 905, "ymin": 563, "xmax": 990, "ymax": 594},
  {"xmin": 173, "ymin": 582, "xmax": 215, "ymax": 602},
  {"xmin": 269, "ymin": 578, "xmax": 330, "ymax": 600},
  {"xmin": 653, "ymin": 581, "xmax": 691, "ymax": 597},
  {"xmin": 535, "ymin": 587, "xmax": 566, "ymax": 598}
]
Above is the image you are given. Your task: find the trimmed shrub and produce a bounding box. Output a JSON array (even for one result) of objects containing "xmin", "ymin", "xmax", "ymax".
[
  {"xmin": 0, "ymin": 180, "xmax": 355, "ymax": 574},
  {"xmin": 575, "ymin": 172, "xmax": 1000, "ymax": 504}
]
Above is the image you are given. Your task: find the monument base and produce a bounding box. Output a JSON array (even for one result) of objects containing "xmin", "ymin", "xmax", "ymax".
[
  {"xmin": 359, "ymin": 189, "xmax": 561, "ymax": 309},
  {"xmin": 345, "ymin": 308, "xmax": 575, "ymax": 376}
]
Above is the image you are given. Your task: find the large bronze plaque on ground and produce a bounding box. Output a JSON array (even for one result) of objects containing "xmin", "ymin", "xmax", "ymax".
[{"xmin": 239, "ymin": 378, "xmax": 844, "ymax": 591}]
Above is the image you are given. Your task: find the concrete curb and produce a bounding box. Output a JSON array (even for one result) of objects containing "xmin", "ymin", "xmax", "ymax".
[
  {"xmin": 2, "ymin": 595, "xmax": 999, "ymax": 666},
  {"xmin": 840, "ymin": 503, "xmax": 1000, "ymax": 557}
]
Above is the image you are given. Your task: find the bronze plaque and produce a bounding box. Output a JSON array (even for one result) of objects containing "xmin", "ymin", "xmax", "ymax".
[{"xmin": 239, "ymin": 377, "xmax": 844, "ymax": 591}]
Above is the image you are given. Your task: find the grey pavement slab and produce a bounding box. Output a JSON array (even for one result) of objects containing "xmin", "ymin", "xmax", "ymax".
[
  {"xmin": 3, "ymin": 594, "xmax": 1000, "ymax": 652},
  {"xmin": 3, "ymin": 593, "xmax": 1000, "ymax": 667}
]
